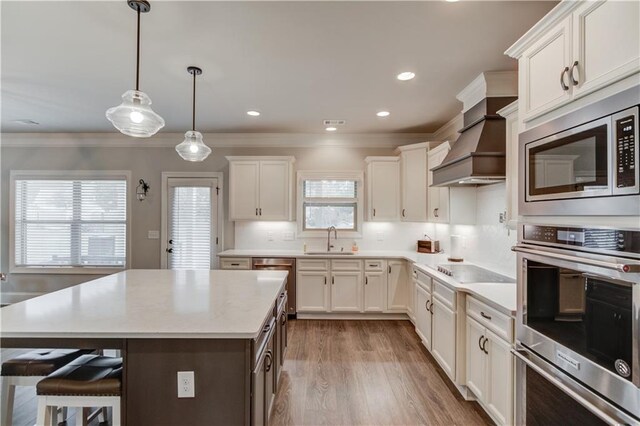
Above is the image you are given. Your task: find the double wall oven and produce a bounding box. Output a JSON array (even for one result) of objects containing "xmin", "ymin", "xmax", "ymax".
[{"xmin": 514, "ymin": 88, "xmax": 640, "ymax": 425}]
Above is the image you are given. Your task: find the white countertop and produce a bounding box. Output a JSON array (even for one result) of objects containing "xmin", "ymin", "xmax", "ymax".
[
  {"xmin": 0, "ymin": 269, "xmax": 287, "ymax": 339},
  {"xmin": 218, "ymin": 249, "xmax": 517, "ymax": 315}
]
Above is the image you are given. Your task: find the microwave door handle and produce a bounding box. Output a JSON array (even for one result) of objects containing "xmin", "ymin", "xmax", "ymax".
[
  {"xmin": 512, "ymin": 348, "xmax": 636, "ymax": 425},
  {"xmin": 512, "ymin": 246, "xmax": 640, "ymax": 273}
]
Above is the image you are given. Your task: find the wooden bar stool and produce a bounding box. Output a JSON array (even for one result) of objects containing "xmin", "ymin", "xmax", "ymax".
[
  {"xmin": 1, "ymin": 348, "xmax": 93, "ymax": 426},
  {"xmin": 35, "ymin": 354, "xmax": 122, "ymax": 426}
]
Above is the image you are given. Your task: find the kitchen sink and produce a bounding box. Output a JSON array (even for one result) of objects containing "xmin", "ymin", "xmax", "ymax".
[{"xmin": 305, "ymin": 251, "xmax": 354, "ymax": 256}]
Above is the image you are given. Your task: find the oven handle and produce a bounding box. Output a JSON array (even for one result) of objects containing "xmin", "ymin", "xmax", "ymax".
[
  {"xmin": 512, "ymin": 246, "xmax": 640, "ymax": 273},
  {"xmin": 512, "ymin": 348, "xmax": 637, "ymax": 425}
]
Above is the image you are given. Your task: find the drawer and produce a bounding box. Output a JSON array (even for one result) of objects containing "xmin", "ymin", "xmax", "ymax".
[
  {"xmin": 252, "ymin": 314, "xmax": 276, "ymax": 368},
  {"xmin": 331, "ymin": 259, "xmax": 363, "ymax": 271},
  {"xmin": 467, "ymin": 296, "xmax": 513, "ymax": 342},
  {"xmin": 414, "ymin": 269, "xmax": 432, "ymax": 292},
  {"xmin": 364, "ymin": 259, "xmax": 385, "ymax": 272},
  {"xmin": 433, "ymin": 280, "xmax": 456, "ymax": 309},
  {"xmin": 297, "ymin": 259, "xmax": 330, "ymax": 271},
  {"xmin": 220, "ymin": 258, "xmax": 251, "ymax": 270}
]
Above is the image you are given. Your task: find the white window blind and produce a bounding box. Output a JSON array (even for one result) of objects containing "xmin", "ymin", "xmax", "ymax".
[
  {"xmin": 14, "ymin": 178, "xmax": 127, "ymax": 268},
  {"xmin": 169, "ymin": 186, "xmax": 212, "ymax": 270},
  {"xmin": 302, "ymin": 179, "xmax": 358, "ymax": 231}
]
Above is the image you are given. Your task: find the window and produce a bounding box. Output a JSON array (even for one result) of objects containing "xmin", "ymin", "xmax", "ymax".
[
  {"xmin": 298, "ymin": 171, "xmax": 363, "ymax": 236},
  {"xmin": 12, "ymin": 172, "xmax": 129, "ymax": 272}
]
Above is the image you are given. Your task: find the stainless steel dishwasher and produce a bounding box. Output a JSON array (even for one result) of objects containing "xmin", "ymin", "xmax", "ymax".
[{"xmin": 252, "ymin": 258, "xmax": 296, "ymax": 317}]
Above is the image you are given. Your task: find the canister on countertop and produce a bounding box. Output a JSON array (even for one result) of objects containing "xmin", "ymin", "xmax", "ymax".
[{"xmin": 448, "ymin": 235, "xmax": 464, "ymax": 262}]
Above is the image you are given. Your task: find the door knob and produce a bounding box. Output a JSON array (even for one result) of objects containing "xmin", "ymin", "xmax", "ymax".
[
  {"xmin": 0, "ymin": 273, "xmax": 6, "ymax": 282},
  {"xmin": 168, "ymin": 239, "xmax": 173, "ymax": 245},
  {"xmin": 166, "ymin": 248, "xmax": 173, "ymax": 253}
]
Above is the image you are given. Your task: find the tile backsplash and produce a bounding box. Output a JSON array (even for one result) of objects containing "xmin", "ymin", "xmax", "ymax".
[{"xmin": 234, "ymin": 183, "xmax": 517, "ymax": 278}]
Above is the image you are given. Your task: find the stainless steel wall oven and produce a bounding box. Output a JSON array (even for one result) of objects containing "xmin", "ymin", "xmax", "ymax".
[{"xmin": 513, "ymin": 224, "xmax": 640, "ymax": 424}]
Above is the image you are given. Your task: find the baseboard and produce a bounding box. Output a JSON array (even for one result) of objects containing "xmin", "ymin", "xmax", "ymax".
[{"xmin": 296, "ymin": 312, "xmax": 410, "ymax": 320}]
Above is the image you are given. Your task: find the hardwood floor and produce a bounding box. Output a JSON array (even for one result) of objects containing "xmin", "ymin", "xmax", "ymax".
[{"xmin": 270, "ymin": 320, "xmax": 493, "ymax": 426}]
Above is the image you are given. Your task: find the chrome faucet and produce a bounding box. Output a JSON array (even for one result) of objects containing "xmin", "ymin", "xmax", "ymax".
[{"xmin": 327, "ymin": 226, "xmax": 337, "ymax": 252}]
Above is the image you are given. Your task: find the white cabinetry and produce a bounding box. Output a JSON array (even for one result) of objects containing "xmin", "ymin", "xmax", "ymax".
[
  {"xmin": 465, "ymin": 296, "xmax": 514, "ymax": 426},
  {"xmin": 365, "ymin": 157, "xmax": 400, "ymax": 221},
  {"xmin": 364, "ymin": 260, "xmax": 387, "ymax": 312},
  {"xmin": 297, "ymin": 259, "xmax": 364, "ymax": 313},
  {"xmin": 414, "ymin": 269, "xmax": 433, "ymax": 350},
  {"xmin": 296, "ymin": 259, "xmax": 330, "ymax": 312},
  {"xmin": 427, "ymin": 142, "xmax": 476, "ymax": 225},
  {"xmin": 331, "ymin": 260, "xmax": 362, "ymax": 312},
  {"xmin": 498, "ymin": 101, "xmax": 519, "ymax": 229},
  {"xmin": 507, "ymin": 0, "xmax": 640, "ymax": 124},
  {"xmin": 387, "ymin": 260, "xmax": 408, "ymax": 311},
  {"xmin": 431, "ymin": 287, "xmax": 457, "ymax": 380},
  {"xmin": 398, "ymin": 143, "xmax": 429, "ymax": 222},
  {"xmin": 227, "ymin": 156, "xmax": 294, "ymax": 221}
]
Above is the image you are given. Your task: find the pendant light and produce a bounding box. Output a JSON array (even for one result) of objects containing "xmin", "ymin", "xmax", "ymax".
[
  {"xmin": 175, "ymin": 66, "xmax": 211, "ymax": 162},
  {"xmin": 106, "ymin": 0, "xmax": 164, "ymax": 137}
]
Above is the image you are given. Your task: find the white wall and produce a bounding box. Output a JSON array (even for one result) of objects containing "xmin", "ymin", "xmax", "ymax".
[{"xmin": 235, "ymin": 182, "xmax": 517, "ymax": 278}]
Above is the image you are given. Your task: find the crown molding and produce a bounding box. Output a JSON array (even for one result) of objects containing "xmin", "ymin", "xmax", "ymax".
[
  {"xmin": 497, "ymin": 99, "xmax": 519, "ymax": 118},
  {"xmin": 0, "ymin": 132, "xmax": 434, "ymax": 149},
  {"xmin": 504, "ymin": 0, "xmax": 581, "ymax": 59},
  {"xmin": 456, "ymin": 71, "xmax": 518, "ymax": 112},
  {"xmin": 431, "ymin": 113, "xmax": 463, "ymax": 142}
]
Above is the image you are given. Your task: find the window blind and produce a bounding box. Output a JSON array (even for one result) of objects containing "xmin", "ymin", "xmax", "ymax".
[
  {"xmin": 302, "ymin": 179, "xmax": 358, "ymax": 231},
  {"xmin": 14, "ymin": 179, "xmax": 127, "ymax": 267},
  {"xmin": 169, "ymin": 186, "xmax": 212, "ymax": 270},
  {"xmin": 303, "ymin": 180, "xmax": 357, "ymax": 199}
]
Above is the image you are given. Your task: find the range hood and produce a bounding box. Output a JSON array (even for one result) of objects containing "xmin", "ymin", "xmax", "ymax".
[{"xmin": 431, "ymin": 71, "xmax": 517, "ymax": 187}]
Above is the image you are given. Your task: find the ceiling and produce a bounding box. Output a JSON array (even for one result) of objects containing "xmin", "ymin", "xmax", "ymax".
[{"xmin": 1, "ymin": 1, "xmax": 556, "ymax": 134}]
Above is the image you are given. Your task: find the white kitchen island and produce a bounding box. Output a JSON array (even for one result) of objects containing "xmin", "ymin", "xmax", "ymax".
[{"xmin": 1, "ymin": 269, "xmax": 289, "ymax": 425}]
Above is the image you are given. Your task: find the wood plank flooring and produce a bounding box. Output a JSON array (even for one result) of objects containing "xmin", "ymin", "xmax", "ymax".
[{"xmin": 270, "ymin": 320, "xmax": 492, "ymax": 426}]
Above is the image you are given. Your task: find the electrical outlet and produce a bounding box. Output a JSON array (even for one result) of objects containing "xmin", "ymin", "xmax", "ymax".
[
  {"xmin": 282, "ymin": 231, "xmax": 294, "ymax": 241},
  {"xmin": 377, "ymin": 231, "xmax": 384, "ymax": 241},
  {"xmin": 177, "ymin": 371, "xmax": 195, "ymax": 398},
  {"xmin": 267, "ymin": 231, "xmax": 275, "ymax": 241}
]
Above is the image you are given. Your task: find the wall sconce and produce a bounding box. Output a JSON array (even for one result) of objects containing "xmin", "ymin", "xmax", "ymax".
[{"xmin": 136, "ymin": 179, "xmax": 150, "ymax": 201}]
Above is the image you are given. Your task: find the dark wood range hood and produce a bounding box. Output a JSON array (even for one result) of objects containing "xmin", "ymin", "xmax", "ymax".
[{"xmin": 431, "ymin": 96, "xmax": 517, "ymax": 187}]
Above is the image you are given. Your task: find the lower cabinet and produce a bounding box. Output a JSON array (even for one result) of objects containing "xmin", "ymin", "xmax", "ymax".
[
  {"xmin": 414, "ymin": 269, "xmax": 433, "ymax": 349},
  {"xmin": 431, "ymin": 296, "xmax": 457, "ymax": 380},
  {"xmin": 252, "ymin": 327, "xmax": 275, "ymax": 426},
  {"xmin": 406, "ymin": 267, "xmax": 415, "ymax": 321},
  {"xmin": 466, "ymin": 299, "xmax": 514, "ymax": 425},
  {"xmin": 387, "ymin": 260, "xmax": 408, "ymax": 311},
  {"xmin": 331, "ymin": 271, "xmax": 362, "ymax": 312},
  {"xmin": 297, "ymin": 270, "xmax": 329, "ymax": 312},
  {"xmin": 364, "ymin": 269, "xmax": 386, "ymax": 312}
]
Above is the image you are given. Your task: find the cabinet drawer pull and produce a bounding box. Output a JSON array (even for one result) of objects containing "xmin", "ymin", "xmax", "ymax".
[
  {"xmin": 263, "ymin": 323, "xmax": 271, "ymax": 333},
  {"xmin": 332, "ymin": 276, "xmax": 335, "ymax": 285},
  {"xmin": 560, "ymin": 66, "xmax": 570, "ymax": 91},
  {"xmin": 388, "ymin": 265, "xmax": 391, "ymax": 274},
  {"xmin": 433, "ymin": 208, "xmax": 439, "ymax": 218},
  {"xmin": 429, "ymin": 301, "xmax": 434, "ymax": 315},
  {"xmin": 259, "ymin": 208, "xmax": 262, "ymax": 216},
  {"xmin": 281, "ymin": 312, "xmax": 287, "ymax": 325},
  {"xmin": 402, "ymin": 208, "xmax": 406, "ymax": 217},
  {"xmin": 373, "ymin": 208, "xmax": 376, "ymax": 217},
  {"xmin": 369, "ymin": 264, "xmax": 377, "ymax": 268},
  {"xmin": 256, "ymin": 208, "xmax": 259, "ymax": 216},
  {"xmin": 231, "ymin": 263, "xmax": 240, "ymax": 266},
  {"xmin": 478, "ymin": 335, "xmax": 485, "ymax": 352},
  {"xmin": 265, "ymin": 351, "xmax": 273, "ymax": 372},
  {"xmin": 365, "ymin": 276, "xmax": 368, "ymax": 285},
  {"xmin": 480, "ymin": 311, "xmax": 492, "ymax": 320},
  {"xmin": 425, "ymin": 300, "xmax": 430, "ymax": 312},
  {"xmin": 569, "ymin": 60, "xmax": 579, "ymax": 86},
  {"xmin": 324, "ymin": 276, "xmax": 327, "ymax": 285},
  {"xmin": 482, "ymin": 337, "xmax": 489, "ymax": 355}
]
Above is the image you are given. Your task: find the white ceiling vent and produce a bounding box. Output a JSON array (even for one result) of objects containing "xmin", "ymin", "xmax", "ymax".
[{"xmin": 323, "ymin": 119, "xmax": 346, "ymax": 126}]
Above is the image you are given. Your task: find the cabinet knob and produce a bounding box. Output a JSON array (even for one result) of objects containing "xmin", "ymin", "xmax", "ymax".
[
  {"xmin": 373, "ymin": 208, "xmax": 376, "ymax": 217},
  {"xmin": 365, "ymin": 276, "xmax": 368, "ymax": 285},
  {"xmin": 560, "ymin": 66, "xmax": 570, "ymax": 91}
]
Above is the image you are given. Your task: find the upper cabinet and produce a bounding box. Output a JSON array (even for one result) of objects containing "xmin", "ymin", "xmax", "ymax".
[
  {"xmin": 427, "ymin": 142, "xmax": 476, "ymax": 225},
  {"xmin": 227, "ymin": 156, "xmax": 295, "ymax": 221},
  {"xmin": 398, "ymin": 143, "xmax": 429, "ymax": 222},
  {"xmin": 365, "ymin": 157, "xmax": 400, "ymax": 222},
  {"xmin": 506, "ymin": 0, "xmax": 640, "ymax": 125}
]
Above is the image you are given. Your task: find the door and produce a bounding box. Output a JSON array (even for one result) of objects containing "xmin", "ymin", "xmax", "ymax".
[
  {"xmin": 485, "ymin": 329, "xmax": 514, "ymax": 425},
  {"xmin": 466, "ymin": 316, "xmax": 487, "ymax": 402},
  {"xmin": 415, "ymin": 283, "xmax": 430, "ymax": 347},
  {"xmin": 229, "ymin": 161, "xmax": 260, "ymax": 220},
  {"xmin": 331, "ymin": 271, "xmax": 362, "ymax": 312},
  {"xmin": 432, "ymin": 297, "xmax": 456, "ymax": 379},
  {"xmin": 400, "ymin": 149, "xmax": 427, "ymax": 222},
  {"xmin": 166, "ymin": 178, "xmax": 218, "ymax": 270},
  {"xmin": 259, "ymin": 161, "xmax": 290, "ymax": 220},
  {"xmin": 428, "ymin": 146, "xmax": 450, "ymax": 223},
  {"xmin": 297, "ymin": 271, "xmax": 329, "ymax": 312},
  {"xmin": 387, "ymin": 260, "xmax": 408, "ymax": 310},
  {"xmin": 364, "ymin": 271, "xmax": 386, "ymax": 312},
  {"xmin": 572, "ymin": 0, "xmax": 640, "ymax": 98},
  {"xmin": 520, "ymin": 16, "xmax": 572, "ymax": 121},
  {"xmin": 370, "ymin": 160, "xmax": 400, "ymax": 221}
]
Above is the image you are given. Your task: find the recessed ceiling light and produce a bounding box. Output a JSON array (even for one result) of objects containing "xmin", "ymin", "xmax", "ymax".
[
  {"xmin": 247, "ymin": 110, "xmax": 260, "ymax": 116},
  {"xmin": 13, "ymin": 119, "xmax": 39, "ymax": 125},
  {"xmin": 397, "ymin": 71, "xmax": 416, "ymax": 81},
  {"xmin": 376, "ymin": 111, "xmax": 390, "ymax": 117},
  {"xmin": 326, "ymin": 127, "xmax": 337, "ymax": 132},
  {"xmin": 446, "ymin": 0, "xmax": 459, "ymax": 2}
]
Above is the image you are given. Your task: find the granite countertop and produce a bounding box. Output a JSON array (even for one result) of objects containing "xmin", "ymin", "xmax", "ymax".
[
  {"xmin": 0, "ymin": 269, "xmax": 287, "ymax": 339},
  {"xmin": 218, "ymin": 249, "xmax": 517, "ymax": 315}
]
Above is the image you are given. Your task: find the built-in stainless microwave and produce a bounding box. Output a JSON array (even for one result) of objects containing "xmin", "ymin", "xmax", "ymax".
[{"xmin": 519, "ymin": 88, "xmax": 640, "ymax": 216}]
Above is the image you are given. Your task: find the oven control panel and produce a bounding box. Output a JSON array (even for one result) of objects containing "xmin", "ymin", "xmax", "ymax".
[
  {"xmin": 616, "ymin": 114, "xmax": 637, "ymax": 189},
  {"xmin": 522, "ymin": 225, "xmax": 640, "ymax": 258}
]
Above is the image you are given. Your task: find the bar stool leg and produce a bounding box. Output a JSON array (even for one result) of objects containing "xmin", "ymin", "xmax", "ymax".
[
  {"xmin": 98, "ymin": 406, "xmax": 108, "ymax": 423},
  {"xmin": 1, "ymin": 377, "xmax": 16, "ymax": 426},
  {"xmin": 36, "ymin": 397, "xmax": 53, "ymax": 426},
  {"xmin": 112, "ymin": 401, "xmax": 121, "ymax": 426}
]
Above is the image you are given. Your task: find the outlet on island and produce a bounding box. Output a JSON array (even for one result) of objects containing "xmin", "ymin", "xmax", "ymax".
[{"xmin": 177, "ymin": 371, "xmax": 195, "ymax": 398}]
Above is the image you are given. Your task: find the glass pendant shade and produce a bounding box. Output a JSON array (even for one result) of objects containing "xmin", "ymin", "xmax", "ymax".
[
  {"xmin": 176, "ymin": 130, "xmax": 211, "ymax": 162},
  {"xmin": 106, "ymin": 90, "xmax": 165, "ymax": 137}
]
